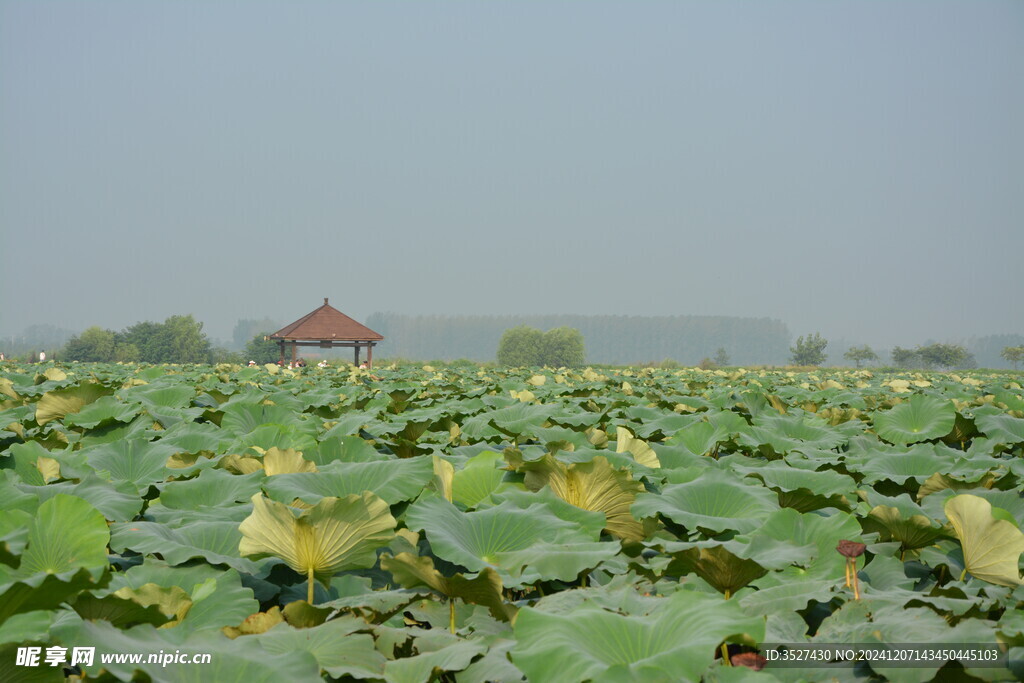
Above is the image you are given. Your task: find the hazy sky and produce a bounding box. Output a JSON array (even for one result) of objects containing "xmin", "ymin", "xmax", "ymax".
[{"xmin": 2, "ymin": 1, "xmax": 1021, "ymax": 347}]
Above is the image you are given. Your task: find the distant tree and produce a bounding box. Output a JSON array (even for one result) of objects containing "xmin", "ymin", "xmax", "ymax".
[
  {"xmin": 497, "ymin": 326, "xmax": 544, "ymax": 366},
  {"xmin": 698, "ymin": 357, "xmax": 716, "ymax": 370},
  {"xmin": 114, "ymin": 343, "xmax": 140, "ymax": 363},
  {"xmin": 120, "ymin": 321, "xmax": 164, "ymax": 362},
  {"xmin": 917, "ymin": 343, "xmax": 973, "ymax": 370},
  {"xmin": 713, "ymin": 347, "xmax": 730, "ymax": 366},
  {"xmin": 245, "ymin": 333, "xmax": 280, "ymax": 364},
  {"xmin": 62, "ymin": 327, "xmax": 117, "ymax": 362},
  {"xmin": 891, "ymin": 346, "xmax": 921, "ymax": 368},
  {"xmin": 1002, "ymin": 346, "xmax": 1024, "ymax": 371},
  {"xmin": 539, "ymin": 327, "xmax": 586, "ymax": 367},
  {"xmin": 790, "ymin": 333, "xmax": 828, "ymax": 366},
  {"xmin": 119, "ymin": 315, "xmax": 210, "ymax": 363},
  {"xmin": 843, "ymin": 345, "xmax": 879, "ymax": 368},
  {"xmin": 163, "ymin": 315, "xmax": 211, "ymax": 363}
]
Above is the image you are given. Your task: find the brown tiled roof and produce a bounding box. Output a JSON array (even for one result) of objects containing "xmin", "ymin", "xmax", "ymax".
[{"xmin": 269, "ymin": 299, "xmax": 384, "ymax": 341}]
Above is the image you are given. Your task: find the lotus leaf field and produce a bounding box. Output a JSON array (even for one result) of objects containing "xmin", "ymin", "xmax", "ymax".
[{"xmin": 2, "ymin": 362, "xmax": 1024, "ymax": 682}]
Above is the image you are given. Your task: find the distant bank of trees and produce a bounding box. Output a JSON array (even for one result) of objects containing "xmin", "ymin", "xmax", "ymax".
[
  {"xmin": 366, "ymin": 313, "xmax": 790, "ymax": 365},
  {"xmin": 61, "ymin": 315, "xmax": 212, "ymax": 364},
  {"xmin": 497, "ymin": 326, "xmax": 585, "ymax": 367}
]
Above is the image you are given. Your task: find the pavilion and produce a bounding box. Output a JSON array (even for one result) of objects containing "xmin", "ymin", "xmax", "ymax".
[{"xmin": 268, "ymin": 298, "xmax": 384, "ymax": 367}]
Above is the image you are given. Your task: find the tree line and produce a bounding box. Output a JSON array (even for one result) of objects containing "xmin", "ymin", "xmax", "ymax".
[
  {"xmin": 791, "ymin": 334, "xmax": 1024, "ymax": 370},
  {"xmin": 365, "ymin": 312, "xmax": 791, "ymax": 365},
  {"xmin": 60, "ymin": 316, "xmax": 213, "ymax": 364}
]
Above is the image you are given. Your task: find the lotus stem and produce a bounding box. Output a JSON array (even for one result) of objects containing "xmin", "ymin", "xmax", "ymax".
[
  {"xmin": 849, "ymin": 559, "xmax": 860, "ymax": 601},
  {"xmin": 721, "ymin": 643, "xmax": 731, "ymax": 666},
  {"xmin": 449, "ymin": 599, "xmax": 456, "ymax": 634},
  {"xmin": 960, "ymin": 568, "xmax": 967, "ymax": 582},
  {"xmin": 308, "ymin": 566, "xmax": 315, "ymax": 604},
  {"xmin": 723, "ymin": 589, "xmax": 731, "ymax": 600},
  {"xmin": 844, "ymin": 562, "xmax": 851, "ymax": 588}
]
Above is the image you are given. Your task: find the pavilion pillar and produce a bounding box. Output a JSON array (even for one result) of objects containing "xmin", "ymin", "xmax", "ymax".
[
  {"xmin": 354, "ymin": 345, "xmax": 361, "ymax": 366},
  {"xmin": 279, "ymin": 341, "xmax": 285, "ymax": 364},
  {"xmin": 291, "ymin": 343, "xmax": 297, "ymax": 363},
  {"xmin": 367, "ymin": 344, "xmax": 373, "ymax": 369}
]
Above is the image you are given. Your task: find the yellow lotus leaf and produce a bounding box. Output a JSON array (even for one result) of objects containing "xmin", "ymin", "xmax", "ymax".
[
  {"xmin": 263, "ymin": 447, "xmax": 317, "ymax": 476},
  {"xmin": 523, "ymin": 455, "xmax": 646, "ymax": 542},
  {"xmin": 616, "ymin": 427, "xmax": 660, "ymax": 468},
  {"xmin": 945, "ymin": 495, "xmax": 1024, "ymax": 587},
  {"xmin": 239, "ymin": 493, "xmax": 395, "ymax": 586}
]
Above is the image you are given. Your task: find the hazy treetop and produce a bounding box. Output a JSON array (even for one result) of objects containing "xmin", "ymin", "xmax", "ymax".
[{"xmin": 1, "ymin": 2, "xmax": 1020, "ymax": 347}]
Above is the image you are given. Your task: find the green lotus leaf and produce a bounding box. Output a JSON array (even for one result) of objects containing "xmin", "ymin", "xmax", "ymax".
[
  {"xmin": 19, "ymin": 494, "xmax": 109, "ymax": 576},
  {"xmin": 511, "ymin": 589, "xmax": 765, "ymax": 682},
  {"xmin": 452, "ymin": 450, "xmax": 510, "ymax": 508},
  {"xmin": 113, "ymin": 583, "xmax": 193, "ymax": 624},
  {"xmin": 739, "ymin": 576, "xmax": 836, "ymax": 615},
  {"xmin": 974, "ymin": 413, "xmax": 1024, "ymax": 445},
  {"xmin": 124, "ymin": 382, "xmax": 197, "ymax": 410},
  {"xmin": 110, "ymin": 521, "xmax": 269, "ymax": 575},
  {"xmin": 158, "ymin": 421, "xmax": 230, "ymax": 455},
  {"xmin": 63, "ymin": 395, "xmax": 141, "ymax": 429},
  {"xmin": 0, "ymin": 567, "xmax": 110, "ymax": 627},
  {"xmin": 405, "ymin": 495, "xmax": 610, "ymax": 586},
  {"xmin": 72, "ymin": 591, "xmax": 176, "ymax": 628},
  {"xmin": 248, "ymin": 617, "xmax": 387, "ymax": 679},
  {"xmin": 34, "ymin": 382, "xmax": 113, "ymax": 426},
  {"xmin": 847, "ymin": 443, "xmax": 958, "ymax": 486},
  {"xmin": 945, "ymin": 494, "xmax": 1024, "ymax": 587},
  {"xmin": 873, "ymin": 394, "xmax": 956, "ymax": 445},
  {"xmin": 666, "ymin": 544, "xmax": 767, "ymax": 596},
  {"xmin": 666, "ymin": 418, "xmax": 735, "ymax": 455},
  {"xmin": 632, "ymin": 469, "xmax": 779, "ymax": 534},
  {"xmin": 519, "ymin": 454, "xmax": 647, "ymax": 541},
  {"xmin": 738, "ymin": 414, "xmax": 847, "ymax": 454},
  {"xmin": 383, "ymin": 635, "xmax": 488, "ymax": 683},
  {"xmin": 228, "ymin": 423, "xmax": 318, "ymax": 455},
  {"xmin": 220, "ymin": 401, "xmax": 309, "ymax": 435},
  {"xmin": 313, "ymin": 434, "xmax": 389, "ymax": 464},
  {"xmin": 107, "ymin": 561, "xmax": 259, "ymax": 634},
  {"xmin": 381, "ymin": 551, "xmax": 513, "ymax": 621},
  {"xmin": 20, "ymin": 474, "xmax": 144, "ymax": 522},
  {"xmin": 737, "ymin": 461, "xmax": 856, "ymax": 512},
  {"xmin": 239, "ymin": 492, "xmax": 396, "ymax": 590},
  {"xmin": 862, "ymin": 501, "xmax": 946, "ymax": 552},
  {"xmin": 456, "ymin": 639, "xmax": 524, "ymax": 683},
  {"xmin": 84, "ymin": 438, "xmax": 178, "ymax": 491},
  {"xmin": 158, "ymin": 469, "xmax": 266, "ymax": 510},
  {"xmin": 485, "ymin": 402, "xmax": 552, "ymax": 438},
  {"xmin": 5, "ymin": 442, "xmax": 52, "ymax": 486},
  {"xmin": 753, "ymin": 507, "xmax": 863, "ymax": 579},
  {"xmin": 262, "ymin": 456, "xmax": 433, "ymax": 506}
]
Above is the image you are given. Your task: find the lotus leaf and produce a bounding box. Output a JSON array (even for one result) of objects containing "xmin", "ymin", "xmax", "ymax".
[
  {"xmin": 632, "ymin": 469, "xmax": 779, "ymax": 534},
  {"xmin": 239, "ymin": 492, "xmax": 395, "ymax": 594},
  {"xmin": 873, "ymin": 394, "xmax": 956, "ymax": 445},
  {"xmin": 511, "ymin": 589, "xmax": 764, "ymax": 682},
  {"xmin": 945, "ymin": 494, "xmax": 1024, "ymax": 587}
]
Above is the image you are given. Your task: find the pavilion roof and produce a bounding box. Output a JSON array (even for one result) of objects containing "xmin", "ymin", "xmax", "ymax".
[{"xmin": 269, "ymin": 298, "xmax": 384, "ymax": 342}]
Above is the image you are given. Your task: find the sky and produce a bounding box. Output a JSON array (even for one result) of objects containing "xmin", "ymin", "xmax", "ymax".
[{"xmin": 2, "ymin": 1, "xmax": 1021, "ymax": 348}]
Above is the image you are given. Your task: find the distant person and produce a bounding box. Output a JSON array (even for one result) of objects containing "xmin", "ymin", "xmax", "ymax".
[
  {"xmin": 38, "ymin": 351, "xmax": 46, "ymax": 363},
  {"xmin": 296, "ymin": 358, "xmax": 306, "ymax": 368},
  {"xmin": 248, "ymin": 360, "xmax": 257, "ymax": 366},
  {"xmin": 0, "ymin": 352, "xmax": 5, "ymax": 361},
  {"xmin": 317, "ymin": 359, "xmax": 328, "ymax": 368},
  {"xmin": 359, "ymin": 360, "xmax": 368, "ymax": 369}
]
